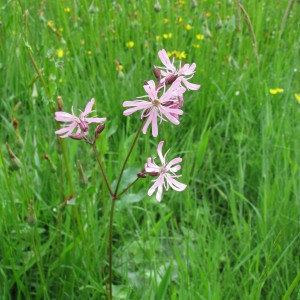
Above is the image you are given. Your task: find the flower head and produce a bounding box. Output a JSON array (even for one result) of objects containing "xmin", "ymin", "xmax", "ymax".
[
  {"xmin": 157, "ymin": 49, "xmax": 200, "ymax": 90},
  {"xmin": 145, "ymin": 141, "xmax": 186, "ymax": 202},
  {"xmin": 55, "ymin": 98, "xmax": 106, "ymax": 138},
  {"xmin": 123, "ymin": 78, "xmax": 186, "ymax": 137},
  {"xmin": 269, "ymin": 88, "xmax": 284, "ymax": 95}
]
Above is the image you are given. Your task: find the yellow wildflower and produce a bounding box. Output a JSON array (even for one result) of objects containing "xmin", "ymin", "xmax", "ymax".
[
  {"xmin": 186, "ymin": 24, "xmax": 192, "ymax": 30},
  {"xmin": 87, "ymin": 50, "xmax": 92, "ymax": 55},
  {"xmin": 64, "ymin": 7, "xmax": 71, "ymax": 13},
  {"xmin": 269, "ymin": 88, "xmax": 284, "ymax": 95},
  {"xmin": 164, "ymin": 18, "xmax": 169, "ymax": 24},
  {"xmin": 57, "ymin": 48, "xmax": 64, "ymax": 58},
  {"xmin": 163, "ymin": 33, "xmax": 172, "ymax": 39},
  {"xmin": 126, "ymin": 41, "xmax": 134, "ymax": 48},
  {"xmin": 196, "ymin": 34, "xmax": 205, "ymax": 41},
  {"xmin": 168, "ymin": 51, "xmax": 187, "ymax": 60},
  {"xmin": 205, "ymin": 12, "xmax": 211, "ymax": 18},
  {"xmin": 47, "ymin": 20, "xmax": 54, "ymax": 28},
  {"xmin": 295, "ymin": 93, "xmax": 300, "ymax": 102}
]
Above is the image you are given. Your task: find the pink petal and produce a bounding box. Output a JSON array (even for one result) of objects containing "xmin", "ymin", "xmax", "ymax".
[
  {"xmin": 85, "ymin": 117, "xmax": 106, "ymax": 124},
  {"xmin": 151, "ymin": 110, "xmax": 158, "ymax": 137},
  {"xmin": 142, "ymin": 116, "xmax": 152, "ymax": 134},
  {"xmin": 157, "ymin": 141, "xmax": 165, "ymax": 163},
  {"xmin": 181, "ymin": 78, "xmax": 200, "ymax": 90},
  {"xmin": 167, "ymin": 157, "xmax": 182, "ymax": 169},
  {"xmin": 55, "ymin": 123, "xmax": 77, "ymax": 138},
  {"xmin": 143, "ymin": 80, "xmax": 157, "ymax": 100},
  {"xmin": 82, "ymin": 98, "xmax": 95, "ymax": 117},
  {"xmin": 55, "ymin": 111, "xmax": 76, "ymax": 122},
  {"xmin": 165, "ymin": 174, "xmax": 187, "ymax": 191},
  {"xmin": 155, "ymin": 185, "xmax": 163, "ymax": 202},
  {"xmin": 182, "ymin": 63, "xmax": 196, "ymax": 75},
  {"xmin": 158, "ymin": 49, "xmax": 174, "ymax": 71}
]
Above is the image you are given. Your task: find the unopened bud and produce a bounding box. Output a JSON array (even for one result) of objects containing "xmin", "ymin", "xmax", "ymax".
[
  {"xmin": 137, "ymin": 171, "xmax": 146, "ymax": 178},
  {"xmin": 147, "ymin": 171, "xmax": 159, "ymax": 177},
  {"xmin": 153, "ymin": 67, "xmax": 161, "ymax": 80},
  {"xmin": 165, "ymin": 74, "xmax": 178, "ymax": 85},
  {"xmin": 89, "ymin": 2, "xmax": 99, "ymax": 14},
  {"xmin": 6, "ymin": 143, "xmax": 22, "ymax": 171},
  {"xmin": 191, "ymin": 0, "xmax": 198, "ymax": 8},
  {"xmin": 44, "ymin": 154, "xmax": 57, "ymax": 173},
  {"xmin": 216, "ymin": 13, "xmax": 223, "ymax": 30},
  {"xmin": 12, "ymin": 116, "xmax": 24, "ymax": 147},
  {"xmin": 118, "ymin": 70, "xmax": 125, "ymax": 80},
  {"xmin": 94, "ymin": 123, "xmax": 105, "ymax": 139},
  {"xmin": 69, "ymin": 133, "xmax": 85, "ymax": 140},
  {"xmin": 57, "ymin": 96, "xmax": 63, "ymax": 111},
  {"xmin": 32, "ymin": 83, "xmax": 38, "ymax": 98},
  {"xmin": 26, "ymin": 200, "xmax": 37, "ymax": 226},
  {"xmin": 154, "ymin": 0, "xmax": 161, "ymax": 12}
]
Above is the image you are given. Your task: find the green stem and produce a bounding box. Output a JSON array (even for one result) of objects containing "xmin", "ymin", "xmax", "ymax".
[
  {"xmin": 92, "ymin": 143, "xmax": 114, "ymax": 198},
  {"xmin": 116, "ymin": 177, "xmax": 140, "ymax": 199},
  {"xmin": 108, "ymin": 199, "xmax": 116, "ymax": 300},
  {"xmin": 114, "ymin": 120, "xmax": 145, "ymax": 196}
]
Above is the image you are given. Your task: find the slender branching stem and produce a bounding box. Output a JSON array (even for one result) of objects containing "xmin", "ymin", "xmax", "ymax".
[
  {"xmin": 116, "ymin": 177, "xmax": 140, "ymax": 199},
  {"xmin": 108, "ymin": 198, "xmax": 116, "ymax": 300},
  {"xmin": 92, "ymin": 143, "xmax": 114, "ymax": 198},
  {"xmin": 114, "ymin": 120, "xmax": 145, "ymax": 196}
]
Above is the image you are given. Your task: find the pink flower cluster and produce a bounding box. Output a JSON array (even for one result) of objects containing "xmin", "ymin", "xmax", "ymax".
[
  {"xmin": 54, "ymin": 49, "xmax": 199, "ymax": 202},
  {"xmin": 123, "ymin": 49, "xmax": 200, "ymax": 137}
]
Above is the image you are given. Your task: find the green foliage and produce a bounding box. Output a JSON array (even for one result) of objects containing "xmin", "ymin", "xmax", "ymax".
[{"xmin": 1, "ymin": 0, "xmax": 300, "ymax": 299}]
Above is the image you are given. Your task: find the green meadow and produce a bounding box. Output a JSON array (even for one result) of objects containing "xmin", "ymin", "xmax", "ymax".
[{"xmin": 1, "ymin": 0, "xmax": 300, "ymax": 299}]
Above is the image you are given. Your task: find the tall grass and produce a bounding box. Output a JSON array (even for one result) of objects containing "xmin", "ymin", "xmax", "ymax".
[{"xmin": 1, "ymin": 0, "xmax": 300, "ymax": 299}]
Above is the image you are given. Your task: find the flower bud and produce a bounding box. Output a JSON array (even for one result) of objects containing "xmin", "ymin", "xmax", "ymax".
[
  {"xmin": 94, "ymin": 123, "xmax": 105, "ymax": 139},
  {"xmin": 69, "ymin": 133, "xmax": 85, "ymax": 140},
  {"xmin": 191, "ymin": 0, "xmax": 198, "ymax": 8},
  {"xmin": 57, "ymin": 96, "xmax": 63, "ymax": 111},
  {"xmin": 153, "ymin": 67, "xmax": 161, "ymax": 80},
  {"xmin": 12, "ymin": 116, "xmax": 24, "ymax": 147},
  {"xmin": 137, "ymin": 171, "xmax": 147, "ymax": 178},
  {"xmin": 6, "ymin": 143, "xmax": 22, "ymax": 171},
  {"xmin": 154, "ymin": 0, "xmax": 161, "ymax": 12},
  {"xmin": 165, "ymin": 74, "xmax": 178, "ymax": 85},
  {"xmin": 26, "ymin": 200, "xmax": 37, "ymax": 226},
  {"xmin": 147, "ymin": 171, "xmax": 160, "ymax": 177},
  {"xmin": 44, "ymin": 154, "xmax": 57, "ymax": 173},
  {"xmin": 118, "ymin": 70, "xmax": 125, "ymax": 80}
]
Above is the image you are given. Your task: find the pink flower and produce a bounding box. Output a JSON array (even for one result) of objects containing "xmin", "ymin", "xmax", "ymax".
[
  {"xmin": 55, "ymin": 98, "xmax": 106, "ymax": 138},
  {"xmin": 123, "ymin": 78, "xmax": 186, "ymax": 137},
  {"xmin": 157, "ymin": 49, "xmax": 200, "ymax": 90},
  {"xmin": 145, "ymin": 141, "xmax": 187, "ymax": 202}
]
